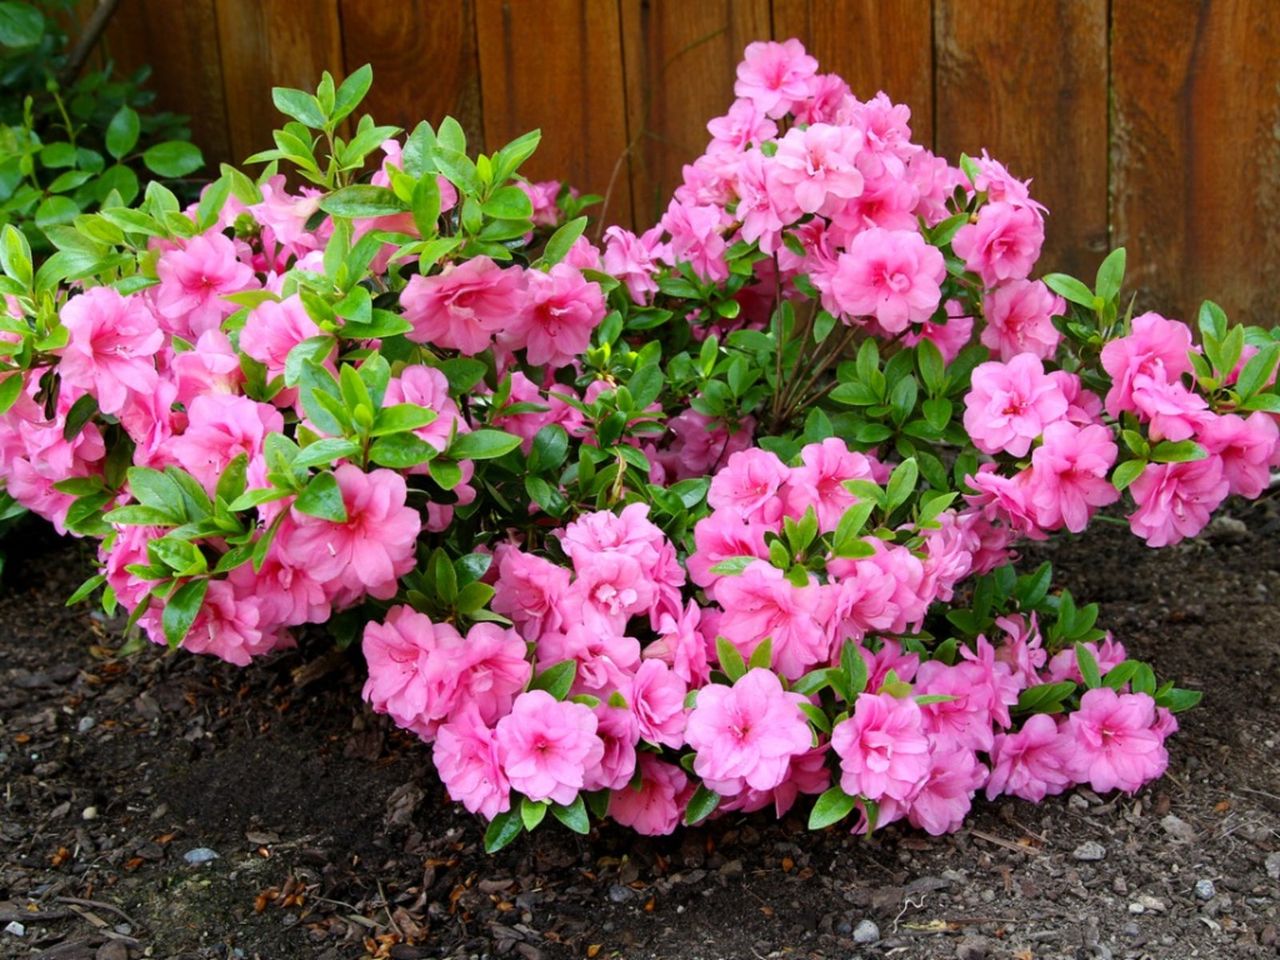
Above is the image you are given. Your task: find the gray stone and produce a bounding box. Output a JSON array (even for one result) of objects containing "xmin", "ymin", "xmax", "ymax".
[
  {"xmin": 1160, "ymin": 814, "xmax": 1197, "ymax": 843},
  {"xmin": 1194, "ymin": 879, "xmax": 1216, "ymax": 901},
  {"xmin": 1073, "ymin": 840, "xmax": 1106, "ymax": 861},
  {"xmin": 607, "ymin": 884, "xmax": 634, "ymax": 904},
  {"xmin": 183, "ymin": 846, "xmax": 218, "ymax": 865},
  {"xmin": 2, "ymin": 921, "xmax": 23, "ymax": 937},
  {"xmin": 1265, "ymin": 852, "xmax": 1280, "ymax": 881},
  {"xmin": 853, "ymin": 919, "xmax": 879, "ymax": 944}
]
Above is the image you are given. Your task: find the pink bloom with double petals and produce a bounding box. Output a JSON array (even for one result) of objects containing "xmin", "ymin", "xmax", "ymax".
[
  {"xmin": 968, "ymin": 150, "xmax": 1046, "ymax": 213},
  {"xmin": 661, "ymin": 200, "xmax": 729, "ymax": 282},
  {"xmin": 434, "ymin": 704, "xmax": 511, "ymax": 820},
  {"xmin": 831, "ymin": 692, "xmax": 932, "ymax": 803},
  {"xmin": 850, "ymin": 92, "xmax": 920, "ymax": 180},
  {"xmin": 452, "ymin": 623, "xmax": 532, "ymax": 726},
  {"xmin": 228, "ymin": 546, "xmax": 329, "ymax": 628},
  {"xmin": 713, "ymin": 561, "xmax": 832, "ymax": 680},
  {"xmin": 985, "ymin": 713, "xmax": 1073, "ymax": 802},
  {"xmin": 491, "ymin": 544, "xmax": 572, "ymax": 640},
  {"xmin": 782, "ymin": 438, "xmax": 875, "ymax": 531},
  {"xmin": 980, "ymin": 279, "xmax": 1063, "ymax": 361},
  {"xmin": 169, "ymin": 580, "xmax": 278, "ymax": 666},
  {"xmin": 660, "ymin": 409, "xmax": 755, "ymax": 481},
  {"xmin": 170, "ymin": 394, "xmax": 283, "ymax": 493},
  {"xmin": 565, "ymin": 551, "xmax": 656, "ymax": 629},
  {"xmin": 963, "ymin": 355, "xmax": 1069, "ymax": 456},
  {"xmin": 361, "ymin": 606, "xmax": 463, "ymax": 741},
  {"xmin": 1044, "ymin": 636, "xmax": 1128, "ymax": 685},
  {"xmin": 731, "ymin": 148, "xmax": 795, "ymax": 253},
  {"xmin": 58, "ymin": 287, "xmax": 163, "ymax": 415},
  {"xmin": 830, "ymin": 227, "xmax": 944, "ymax": 333},
  {"xmin": 1049, "ymin": 369, "xmax": 1105, "ymax": 424},
  {"xmin": 707, "ymin": 448, "xmax": 789, "ymax": 525},
  {"xmin": 603, "ymin": 225, "xmax": 665, "ymax": 304},
  {"xmin": 154, "ymin": 233, "xmax": 256, "ymax": 337},
  {"xmin": 536, "ymin": 622, "xmax": 639, "ymax": 698},
  {"xmin": 902, "ymin": 298, "xmax": 974, "ymax": 363},
  {"xmin": 685, "ymin": 668, "xmax": 812, "ymax": 796},
  {"xmin": 1127, "ymin": 458, "xmax": 1229, "ymax": 547},
  {"xmin": 1099, "ymin": 312, "xmax": 1195, "ymax": 417},
  {"xmin": 905, "ymin": 748, "xmax": 987, "ymax": 836},
  {"xmin": 1026, "ymin": 421, "xmax": 1120, "ymax": 532},
  {"xmin": 1065, "ymin": 688, "xmax": 1169, "ymax": 794},
  {"xmin": 1129, "ymin": 373, "xmax": 1208, "ymax": 441},
  {"xmin": 733, "ymin": 39, "xmax": 818, "ymax": 118},
  {"xmin": 608, "ymin": 754, "xmax": 691, "ymax": 836},
  {"xmin": 630, "ymin": 658, "xmax": 687, "ymax": 748},
  {"xmin": 952, "ymin": 201, "xmax": 1044, "ymax": 287},
  {"xmin": 383, "ymin": 364, "xmax": 469, "ymax": 456},
  {"xmin": 582, "ymin": 702, "xmax": 639, "ymax": 792},
  {"xmin": 773, "ymin": 123, "xmax": 864, "ymax": 215},
  {"xmin": 914, "ymin": 660, "xmax": 997, "ymax": 753},
  {"xmin": 495, "ymin": 690, "xmax": 605, "ymax": 806},
  {"xmin": 400, "ymin": 257, "xmax": 525, "ymax": 354},
  {"xmin": 1198, "ymin": 411, "xmax": 1279, "ymax": 498},
  {"xmin": 278, "ymin": 465, "xmax": 421, "ymax": 599},
  {"xmin": 706, "ymin": 98, "xmax": 778, "ymax": 153},
  {"xmin": 239, "ymin": 295, "xmax": 322, "ymax": 384},
  {"xmin": 169, "ymin": 330, "xmax": 245, "ymax": 408},
  {"xmin": 560, "ymin": 502, "xmax": 667, "ymax": 573},
  {"xmin": 963, "ymin": 465, "xmax": 1044, "ymax": 540},
  {"xmin": 504, "ymin": 263, "xmax": 604, "ymax": 368},
  {"xmin": 517, "ymin": 179, "xmax": 562, "ymax": 227},
  {"xmin": 644, "ymin": 601, "xmax": 712, "ymax": 687}
]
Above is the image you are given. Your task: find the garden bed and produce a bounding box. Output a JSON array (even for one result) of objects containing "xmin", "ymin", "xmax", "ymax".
[{"xmin": 2, "ymin": 498, "xmax": 1278, "ymax": 960}]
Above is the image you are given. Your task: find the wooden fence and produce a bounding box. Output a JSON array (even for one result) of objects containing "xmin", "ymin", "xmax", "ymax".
[{"xmin": 89, "ymin": 0, "xmax": 1280, "ymax": 326}]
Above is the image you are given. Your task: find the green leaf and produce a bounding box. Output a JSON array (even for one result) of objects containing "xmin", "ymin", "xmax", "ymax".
[
  {"xmin": 885, "ymin": 458, "xmax": 919, "ymax": 512},
  {"xmin": 292, "ymin": 438, "xmax": 362, "ymax": 470},
  {"xmin": 142, "ymin": 141, "xmax": 204, "ymax": 178},
  {"xmin": 1150, "ymin": 440, "xmax": 1207, "ymax": 464},
  {"xmin": 1198, "ymin": 300, "xmax": 1229, "ymax": 343},
  {"xmin": 449, "ymin": 428, "xmax": 521, "ymax": 461},
  {"xmin": 0, "ymin": 223, "xmax": 33, "ymax": 288},
  {"xmin": 0, "ymin": 1, "xmax": 43, "ymax": 47},
  {"xmin": 715, "ymin": 636, "xmax": 747, "ymax": 682},
  {"xmin": 841, "ymin": 641, "xmax": 868, "ymax": 699},
  {"xmin": 272, "ymin": 86, "xmax": 325, "ymax": 127},
  {"xmin": 530, "ymin": 660, "xmax": 576, "ymax": 701},
  {"xmin": 542, "ymin": 216, "xmax": 587, "ymax": 266},
  {"xmin": 105, "ymin": 106, "xmax": 141, "ymax": 160},
  {"xmin": 551, "ymin": 795, "xmax": 590, "ymax": 835},
  {"xmin": 1155, "ymin": 686, "xmax": 1202, "ymax": 713},
  {"xmin": 708, "ymin": 556, "xmax": 756, "ymax": 576},
  {"xmin": 1094, "ymin": 248, "xmax": 1126, "ymax": 303},
  {"xmin": 1111, "ymin": 459, "xmax": 1147, "ymax": 492},
  {"xmin": 483, "ymin": 809, "xmax": 523, "ymax": 852},
  {"xmin": 683, "ymin": 784, "xmax": 720, "ymax": 825},
  {"xmin": 1043, "ymin": 273, "xmax": 1095, "ymax": 308},
  {"xmin": 62, "ymin": 394, "xmax": 98, "ymax": 441},
  {"xmin": 332, "ymin": 64, "xmax": 373, "ymax": 123},
  {"xmin": 293, "ymin": 471, "xmax": 347, "ymax": 522},
  {"xmin": 369, "ymin": 432, "xmax": 439, "ymax": 468},
  {"xmin": 482, "ymin": 185, "xmax": 534, "ymax": 220},
  {"xmin": 1074, "ymin": 642, "xmax": 1102, "ymax": 689},
  {"xmin": 371, "ymin": 403, "xmax": 437, "ymax": 437},
  {"xmin": 1235, "ymin": 343, "xmax": 1280, "ymax": 399},
  {"xmin": 527, "ymin": 424, "xmax": 569, "ymax": 474},
  {"xmin": 520, "ymin": 796, "xmax": 548, "ymax": 831},
  {"xmin": 808, "ymin": 786, "xmax": 858, "ymax": 830},
  {"xmin": 162, "ymin": 579, "xmax": 208, "ymax": 648},
  {"xmin": 747, "ymin": 637, "xmax": 773, "ymax": 672},
  {"xmin": 0, "ymin": 372, "xmax": 23, "ymax": 415},
  {"xmin": 319, "ymin": 184, "xmax": 406, "ymax": 219},
  {"xmin": 35, "ymin": 197, "xmax": 80, "ymax": 231},
  {"xmin": 1014, "ymin": 681, "xmax": 1077, "ymax": 715}
]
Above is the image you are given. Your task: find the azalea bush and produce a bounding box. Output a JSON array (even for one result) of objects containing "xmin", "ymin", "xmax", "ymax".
[{"xmin": 0, "ymin": 42, "xmax": 1276, "ymax": 849}]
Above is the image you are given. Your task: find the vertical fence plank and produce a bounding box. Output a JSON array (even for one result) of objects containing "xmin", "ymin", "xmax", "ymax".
[
  {"xmin": 772, "ymin": 0, "xmax": 933, "ymax": 145},
  {"xmin": 476, "ymin": 0, "xmax": 632, "ymax": 226},
  {"xmin": 102, "ymin": 0, "xmax": 231, "ymax": 166},
  {"xmin": 619, "ymin": 0, "xmax": 771, "ymax": 225},
  {"xmin": 934, "ymin": 0, "xmax": 1108, "ymax": 280},
  {"xmin": 1113, "ymin": 0, "xmax": 1280, "ymax": 326},
  {"xmin": 339, "ymin": 0, "xmax": 484, "ymax": 148},
  {"xmin": 215, "ymin": 0, "xmax": 345, "ymax": 164}
]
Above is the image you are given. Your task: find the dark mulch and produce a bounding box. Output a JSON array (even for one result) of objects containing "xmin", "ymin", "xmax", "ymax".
[{"xmin": 2, "ymin": 500, "xmax": 1279, "ymax": 960}]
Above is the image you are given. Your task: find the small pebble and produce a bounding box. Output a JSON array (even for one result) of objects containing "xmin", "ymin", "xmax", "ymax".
[
  {"xmin": 1266, "ymin": 852, "xmax": 1280, "ymax": 881},
  {"xmin": 1073, "ymin": 840, "xmax": 1106, "ymax": 861},
  {"xmin": 3, "ymin": 921, "xmax": 23, "ymax": 937},
  {"xmin": 1160, "ymin": 814, "xmax": 1197, "ymax": 843},
  {"xmin": 82, "ymin": 806, "xmax": 98, "ymax": 821},
  {"xmin": 1194, "ymin": 879, "xmax": 1216, "ymax": 901},
  {"xmin": 183, "ymin": 847, "xmax": 219, "ymax": 865},
  {"xmin": 77, "ymin": 715, "xmax": 96, "ymax": 733},
  {"xmin": 607, "ymin": 884, "xmax": 633, "ymax": 904},
  {"xmin": 1129, "ymin": 901, "xmax": 1146, "ymax": 915},
  {"xmin": 853, "ymin": 919, "xmax": 879, "ymax": 944}
]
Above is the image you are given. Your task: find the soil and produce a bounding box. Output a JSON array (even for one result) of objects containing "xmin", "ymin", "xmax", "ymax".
[{"xmin": 1, "ymin": 501, "xmax": 1279, "ymax": 960}]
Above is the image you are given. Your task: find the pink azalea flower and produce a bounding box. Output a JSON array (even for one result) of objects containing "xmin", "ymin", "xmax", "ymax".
[
  {"xmin": 1064, "ymin": 688, "xmax": 1169, "ymax": 794},
  {"xmin": 980, "ymin": 279, "xmax": 1064, "ymax": 361},
  {"xmin": 901, "ymin": 298, "xmax": 974, "ymax": 363},
  {"xmin": 1026, "ymin": 421, "xmax": 1120, "ymax": 532},
  {"xmin": 169, "ymin": 579, "xmax": 278, "ymax": 666},
  {"xmin": 228, "ymin": 544, "xmax": 329, "ymax": 628},
  {"xmin": 1100, "ymin": 312, "xmax": 1195, "ymax": 418},
  {"xmin": 685, "ymin": 668, "xmax": 812, "ymax": 796},
  {"xmin": 952, "ymin": 201, "xmax": 1044, "ymax": 287},
  {"xmin": 831, "ymin": 692, "xmax": 932, "ymax": 802},
  {"xmin": 491, "ymin": 544, "xmax": 571, "ymax": 641},
  {"xmin": 659, "ymin": 409, "xmax": 755, "ymax": 482},
  {"xmin": 170, "ymin": 394, "xmax": 283, "ymax": 493},
  {"xmin": 452, "ymin": 623, "xmax": 532, "ymax": 726},
  {"xmin": 707, "ymin": 98, "xmax": 778, "ymax": 153},
  {"xmin": 564, "ymin": 550, "xmax": 656, "ymax": 629},
  {"xmin": 58, "ymin": 287, "xmax": 163, "ymax": 416},
  {"xmin": 707, "ymin": 448, "xmax": 789, "ymax": 525},
  {"xmin": 1198, "ymin": 411, "xmax": 1279, "ymax": 498},
  {"xmin": 169, "ymin": 329, "xmax": 245, "ymax": 408},
  {"xmin": 400, "ymin": 257, "xmax": 525, "ymax": 354},
  {"xmin": 154, "ymin": 232, "xmax": 256, "ymax": 337},
  {"xmin": 904, "ymin": 747, "xmax": 987, "ymax": 835},
  {"xmin": 495, "ymin": 690, "xmax": 605, "ymax": 806},
  {"xmin": 503, "ymin": 263, "xmax": 604, "ymax": 368},
  {"xmin": 608, "ymin": 755, "xmax": 691, "ymax": 836},
  {"xmin": 277, "ymin": 465, "xmax": 421, "ymax": 599},
  {"xmin": 914, "ymin": 661, "xmax": 998, "ymax": 753},
  {"xmin": 603, "ymin": 225, "xmax": 664, "ymax": 304},
  {"xmin": 660, "ymin": 200, "xmax": 729, "ymax": 282},
  {"xmin": 239, "ymin": 295, "xmax": 322, "ymax": 385},
  {"xmin": 644, "ymin": 600, "xmax": 712, "ymax": 687},
  {"xmin": 733, "ymin": 39, "xmax": 818, "ymax": 118},
  {"xmin": 985, "ymin": 713, "xmax": 1073, "ymax": 802},
  {"xmin": 731, "ymin": 148, "xmax": 796, "ymax": 253},
  {"xmin": 773, "ymin": 123, "xmax": 865, "ymax": 216},
  {"xmin": 829, "ymin": 227, "xmax": 945, "ymax": 333},
  {"xmin": 361, "ymin": 606, "xmax": 464, "ymax": 741},
  {"xmin": 517, "ymin": 179, "xmax": 562, "ymax": 227},
  {"xmin": 434, "ymin": 704, "xmax": 511, "ymax": 820},
  {"xmin": 963, "ymin": 355, "xmax": 1069, "ymax": 456},
  {"xmin": 782, "ymin": 438, "xmax": 875, "ymax": 531},
  {"xmin": 1129, "ymin": 372, "xmax": 1209, "ymax": 442},
  {"xmin": 1127, "ymin": 458, "xmax": 1229, "ymax": 547},
  {"xmin": 713, "ymin": 561, "xmax": 833, "ymax": 680},
  {"xmin": 582, "ymin": 702, "xmax": 639, "ymax": 792},
  {"xmin": 629, "ymin": 658, "xmax": 687, "ymax": 748}
]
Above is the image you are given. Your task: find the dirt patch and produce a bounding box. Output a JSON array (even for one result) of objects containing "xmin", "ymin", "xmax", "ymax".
[{"xmin": 2, "ymin": 499, "xmax": 1279, "ymax": 959}]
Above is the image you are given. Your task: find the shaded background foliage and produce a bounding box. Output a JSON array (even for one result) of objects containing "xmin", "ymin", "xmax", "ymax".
[{"xmin": 68, "ymin": 0, "xmax": 1280, "ymax": 328}]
